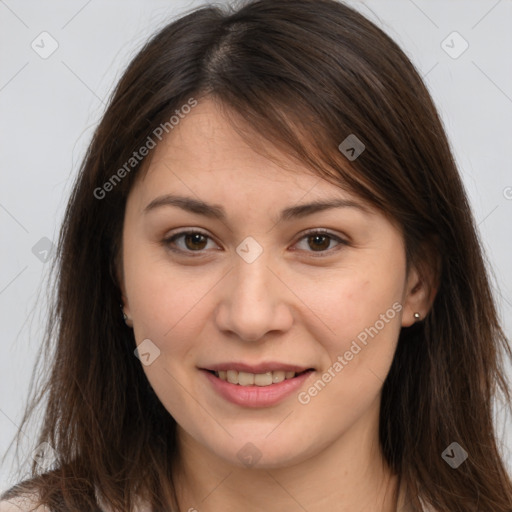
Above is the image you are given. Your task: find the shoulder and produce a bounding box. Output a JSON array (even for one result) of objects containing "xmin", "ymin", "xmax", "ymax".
[
  {"xmin": 1, "ymin": 483, "xmax": 150, "ymax": 512},
  {"xmin": 0, "ymin": 494, "xmax": 50, "ymax": 512},
  {"xmin": 0, "ymin": 481, "xmax": 51, "ymax": 512},
  {"xmin": 396, "ymin": 478, "xmax": 438, "ymax": 512}
]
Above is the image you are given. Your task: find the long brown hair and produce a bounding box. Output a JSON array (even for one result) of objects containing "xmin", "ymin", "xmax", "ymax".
[{"xmin": 2, "ymin": 0, "xmax": 511, "ymax": 510}]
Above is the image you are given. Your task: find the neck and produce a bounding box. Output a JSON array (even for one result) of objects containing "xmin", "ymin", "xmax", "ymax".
[{"xmin": 171, "ymin": 404, "xmax": 399, "ymax": 512}]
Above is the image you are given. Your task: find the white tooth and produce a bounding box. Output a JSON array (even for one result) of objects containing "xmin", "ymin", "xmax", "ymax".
[
  {"xmin": 271, "ymin": 370, "xmax": 286, "ymax": 383},
  {"xmin": 238, "ymin": 371, "xmax": 255, "ymax": 386},
  {"xmin": 254, "ymin": 372, "xmax": 273, "ymax": 386},
  {"xmin": 227, "ymin": 370, "xmax": 239, "ymax": 384},
  {"xmin": 218, "ymin": 369, "xmax": 299, "ymax": 386}
]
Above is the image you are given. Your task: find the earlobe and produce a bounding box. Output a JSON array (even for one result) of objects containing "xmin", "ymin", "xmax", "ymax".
[
  {"xmin": 118, "ymin": 291, "xmax": 133, "ymax": 328},
  {"xmin": 120, "ymin": 301, "xmax": 133, "ymax": 328},
  {"xmin": 401, "ymin": 269, "xmax": 436, "ymax": 328},
  {"xmin": 401, "ymin": 239, "xmax": 441, "ymax": 327}
]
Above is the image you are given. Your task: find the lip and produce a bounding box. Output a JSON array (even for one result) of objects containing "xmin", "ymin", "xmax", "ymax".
[
  {"xmin": 203, "ymin": 362, "xmax": 312, "ymax": 373},
  {"xmin": 201, "ymin": 368, "xmax": 314, "ymax": 408}
]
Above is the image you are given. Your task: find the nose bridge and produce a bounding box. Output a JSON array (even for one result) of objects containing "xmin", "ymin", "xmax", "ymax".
[
  {"xmin": 233, "ymin": 235, "xmax": 274, "ymax": 295},
  {"xmin": 234, "ymin": 246, "xmax": 273, "ymax": 298},
  {"xmin": 215, "ymin": 237, "xmax": 293, "ymax": 342}
]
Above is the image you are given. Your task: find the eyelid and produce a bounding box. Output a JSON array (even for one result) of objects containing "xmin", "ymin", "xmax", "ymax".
[
  {"xmin": 162, "ymin": 228, "xmax": 218, "ymax": 257},
  {"xmin": 162, "ymin": 227, "xmax": 349, "ymax": 257},
  {"xmin": 292, "ymin": 228, "xmax": 349, "ymax": 257}
]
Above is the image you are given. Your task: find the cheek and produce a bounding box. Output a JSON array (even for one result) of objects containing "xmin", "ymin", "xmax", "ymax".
[
  {"xmin": 123, "ymin": 239, "xmax": 214, "ymax": 341},
  {"xmin": 293, "ymin": 262, "xmax": 404, "ymax": 417},
  {"xmin": 123, "ymin": 249, "xmax": 209, "ymax": 416},
  {"xmin": 296, "ymin": 273, "xmax": 403, "ymax": 425},
  {"xmin": 301, "ymin": 264, "xmax": 404, "ymax": 353}
]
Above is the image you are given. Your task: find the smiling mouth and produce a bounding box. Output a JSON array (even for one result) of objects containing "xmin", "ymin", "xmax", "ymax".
[{"xmin": 206, "ymin": 369, "xmax": 314, "ymax": 386}]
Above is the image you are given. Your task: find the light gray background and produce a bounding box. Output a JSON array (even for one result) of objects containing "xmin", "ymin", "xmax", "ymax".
[{"xmin": 1, "ymin": 0, "xmax": 511, "ymax": 493}]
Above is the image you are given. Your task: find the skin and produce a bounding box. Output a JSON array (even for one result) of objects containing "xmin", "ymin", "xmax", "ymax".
[{"xmin": 118, "ymin": 98, "xmax": 435, "ymax": 512}]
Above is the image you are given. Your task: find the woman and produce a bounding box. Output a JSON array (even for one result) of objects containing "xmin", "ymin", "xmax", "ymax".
[{"xmin": 1, "ymin": 0, "xmax": 511, "ymax": 510}]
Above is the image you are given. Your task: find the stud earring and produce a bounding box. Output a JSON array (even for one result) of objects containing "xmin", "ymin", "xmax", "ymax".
[
  {"xmin": 120, "ymin": 303, "xmax": 129, "ymax": 324},
  {"xmin": 413, "ymin": 312, "xmax": 421, "ymax": 321}
]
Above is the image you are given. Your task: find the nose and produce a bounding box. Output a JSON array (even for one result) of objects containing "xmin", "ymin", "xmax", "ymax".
[{"xmin": 214, "ymin": 250, "xmax": 294, "ymax": 343}]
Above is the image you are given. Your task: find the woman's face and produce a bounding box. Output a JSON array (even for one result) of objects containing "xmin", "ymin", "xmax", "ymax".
[{"xmin": 120, "ymin": 98, "xmax": 423, "ymax": 469}]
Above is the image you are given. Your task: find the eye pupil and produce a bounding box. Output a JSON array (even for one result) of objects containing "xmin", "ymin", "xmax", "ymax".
[
  {"xmin": 308, "ymin": 234, "xmax": 330, "ymax": 251},
  {"xmin": 185, "ymin": 233, "xmax": 207, "ymax": 250}
]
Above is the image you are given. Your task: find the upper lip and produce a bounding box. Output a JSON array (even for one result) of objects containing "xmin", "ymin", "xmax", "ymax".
[{"xmin": 202, "ymin": 362, "xmax": 314, "ymax": 374}]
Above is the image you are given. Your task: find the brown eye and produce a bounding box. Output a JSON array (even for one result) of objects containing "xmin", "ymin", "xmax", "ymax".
[
  {"xmin": 163, "ymin": 230, "xmax": 217, "ymax": 255},
  {"xmin": 183, "ymin": 232, "xmax": 208, "ymax": 251},
  {"xmin": 294, "ymin": 229, "xmax": 348, "ymax": 257},
  {"xmin": 307, "ymin": 234, "xmax": 332, "ymax": 251}
]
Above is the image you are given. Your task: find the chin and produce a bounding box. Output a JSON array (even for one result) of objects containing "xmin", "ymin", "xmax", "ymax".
[{"xmin": 206, "ymin": 434, "xmax": 317, "ymax": 470}]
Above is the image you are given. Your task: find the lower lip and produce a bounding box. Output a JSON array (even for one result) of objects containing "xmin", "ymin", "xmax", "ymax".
[{"xmin": 201, "ymin": 369, "xmax": 314, "ymax": 408}]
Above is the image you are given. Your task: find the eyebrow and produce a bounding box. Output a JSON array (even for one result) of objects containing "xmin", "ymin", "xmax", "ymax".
[{"xmin": 143, "ymin": 193, "xmax": 371, "ymax": 223}]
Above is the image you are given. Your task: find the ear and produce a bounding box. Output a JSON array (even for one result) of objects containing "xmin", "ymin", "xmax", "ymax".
[{"xmin": 401, "ymin": 240, "xmax": 440, "ymax": 327}]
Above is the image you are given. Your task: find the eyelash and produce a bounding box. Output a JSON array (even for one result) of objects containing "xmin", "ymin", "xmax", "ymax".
[{"xmin": 162, "ymin": 228, "xmax": 349, "ymax": 258}]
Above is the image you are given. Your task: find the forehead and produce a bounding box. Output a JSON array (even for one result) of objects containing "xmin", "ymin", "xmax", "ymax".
[{"xmin": 134, "ymin": 98, "xmax": 362, "ymax": 206}]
